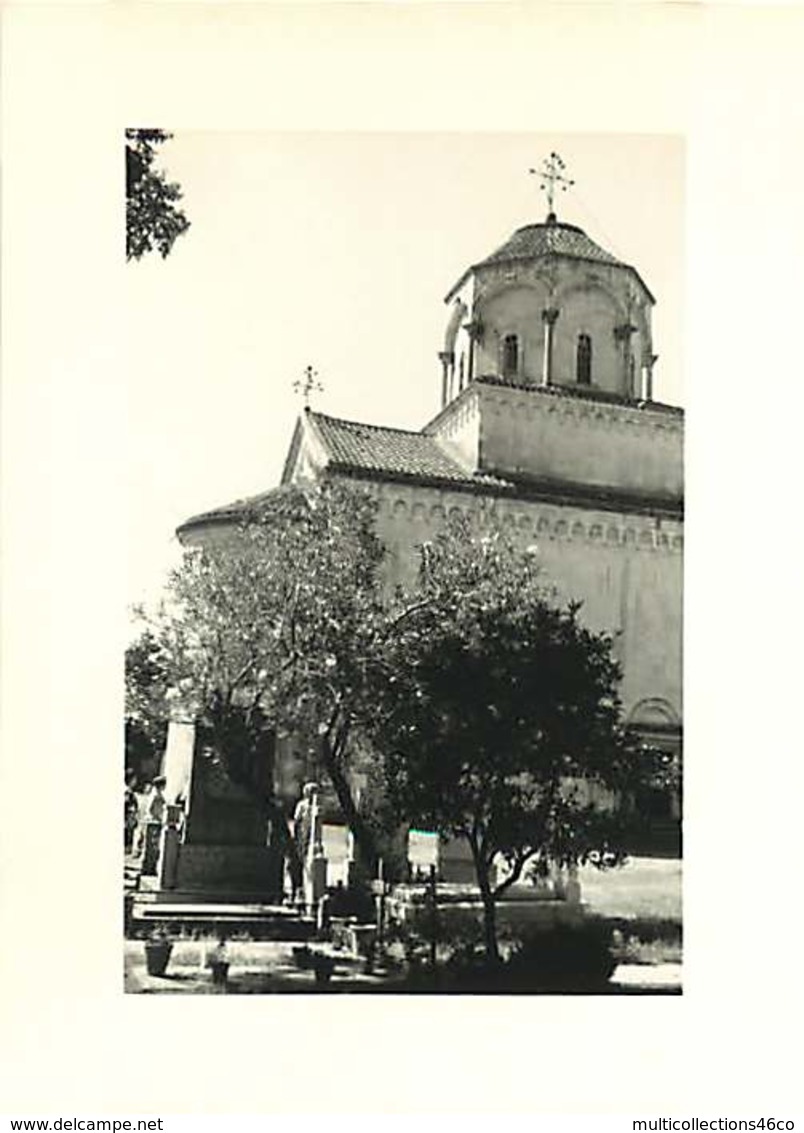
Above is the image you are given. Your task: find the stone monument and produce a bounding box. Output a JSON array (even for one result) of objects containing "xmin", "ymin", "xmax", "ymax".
[{"xmin": 156, "ymin": 718, "xmax": 283, "ymax": 898}]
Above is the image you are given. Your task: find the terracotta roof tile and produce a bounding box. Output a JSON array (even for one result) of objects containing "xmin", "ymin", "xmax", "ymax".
[
  {"xmin": 307, "ymin": 412, "xmax": 508, "ymax": 488},
  {"xmin": 177, "ymin": 487, "xmax": 282, "ymax": 531},
  {"xmin": 480, "ymin": 220, "xmax": 623, "ymax": 269},
  {"xmin": 179, "ymin": 395, "xmax": 682, "ymax": 538},
  {"xmin": 447, "ymin": 217, "xmax": 653, "ymax": 303}
]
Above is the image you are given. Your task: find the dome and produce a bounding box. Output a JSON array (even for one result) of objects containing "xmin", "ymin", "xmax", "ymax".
[
  {"xmin": 446, "ymin": 214, "xmax": 653, "ymax": 303},
  {"xmin": 480, "ymin": 217, "xmax": 624, "ymax": 270}
]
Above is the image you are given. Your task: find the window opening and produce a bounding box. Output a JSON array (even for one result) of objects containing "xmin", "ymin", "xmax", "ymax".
[
  {"xmin": 577, "ymin": 334, "xmax": 592, "ymax": 384},
  {"xmin": 502, "ymin": 334, "xmax": 519, "ymax": 377}
]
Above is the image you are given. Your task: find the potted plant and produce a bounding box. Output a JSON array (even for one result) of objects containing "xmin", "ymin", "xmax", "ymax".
[
  {"xmin": 313, "ymin": 954, "xmax": 335, "ymax": 986},
  {"xmin": 292, "ymin": 944, "xmax": 336, "ymax": 986},
  {"xmin": 144, "ymin": 927, "xmax": 173, "ymax": 976}
]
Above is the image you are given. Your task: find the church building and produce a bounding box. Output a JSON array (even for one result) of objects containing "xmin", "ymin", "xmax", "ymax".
[{"xmin": 178, "ymin": 158, "xmax": 683, "ymax": 854}]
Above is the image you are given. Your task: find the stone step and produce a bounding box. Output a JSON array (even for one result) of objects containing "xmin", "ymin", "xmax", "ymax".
[
  {"xmin": 135, "ymin": 887, "xmax": 284, "ymax": 905},
  {"xmin": 135, "ymin": 901, "xmax": 302, "ymax": 919},
  {"xmin": 130, "ymin": 900, "xmax": 316, "ymax": 942}
]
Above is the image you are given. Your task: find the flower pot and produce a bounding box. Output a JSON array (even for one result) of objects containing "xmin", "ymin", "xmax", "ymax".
[
  {"xmin": 144, "ymin": 940, "xmax": 172, "ymax": 976},
  {"xmin": 314, "ymin": 957, "xmax": 335, "ymax": 985},
  {"xmin": 210, "ymin": 961, "xmax": 230, "ymax": 986}
]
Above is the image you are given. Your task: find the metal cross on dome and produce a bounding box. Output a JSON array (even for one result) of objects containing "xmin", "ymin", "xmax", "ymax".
[
  {"xmin": 529, "ymin": 152, "xmax": 575, "ymax": 215},
  {"xmin": 293, "ymin": 364, "xmax": 324, "ymax": 408}
]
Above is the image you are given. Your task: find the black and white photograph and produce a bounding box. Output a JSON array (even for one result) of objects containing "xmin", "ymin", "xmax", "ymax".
[
  {"xmin": 123, "ymin": 132, "xmax": 684, "ymax": 995},
  {"xmin": 3, "ymin": 1, "xmax": 802, "ymax": 1121}
]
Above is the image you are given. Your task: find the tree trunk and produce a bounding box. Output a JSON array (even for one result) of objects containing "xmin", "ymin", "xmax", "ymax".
[
  {"xmin": 478, "ymin": 880, "xmax": 500, "ymax": 965},
  {"xmin": 469, "ymin": 839, "xmax": 501, "ymax": 965},
  {"xmin": 321, "ymin": 735, "xmax": 380, "ymax": 875},
  {"xmin": 263, "ymin": 795, "xmax": 295, "ymax": 859}
]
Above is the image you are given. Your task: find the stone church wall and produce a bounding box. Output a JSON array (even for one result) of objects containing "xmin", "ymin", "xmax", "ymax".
[
  {"xmin": 365, "ymin": 478, "xmax": 682, "ymax": 725},
  {"xmin": 551, "ymin": 285, "xmax": 628, "ymax": 393},
  {"xmin": 474, "ymin": 281, "xmax": 548, "ymax": 385},
  {"xmin": 425, "ymin": 386, "xmax": 480, "ymax": 472},
  {"xmin": 475, "ymin": 384, "xmax": 682, "ymax": 497},
  {"xmin": 471, "ymin": 258, "xmax": 652, "ymax": 397},
  {"xmin": 178, "ymin": 469, "xmax": 683, "ymax": 732}
]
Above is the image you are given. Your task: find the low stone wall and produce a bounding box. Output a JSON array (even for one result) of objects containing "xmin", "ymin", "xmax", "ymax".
[{"xmin": 387, "ymin": 883, "xmax": 585, "ymax": 938}]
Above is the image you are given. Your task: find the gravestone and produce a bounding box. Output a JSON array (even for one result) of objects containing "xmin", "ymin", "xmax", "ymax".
[
  {"xmin": 407, "ymin": 829, "xmax": 439, "ymax": 880},
  {"xmin": 321, "ymin": 823, "xmax": 351, "ymax": 887}
]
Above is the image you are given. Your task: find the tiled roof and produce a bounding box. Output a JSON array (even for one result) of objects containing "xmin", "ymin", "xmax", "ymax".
[
  {"xmin": 179, "ymin": 396, "xmax": 683, "ymax": 537},
  {"xmin": 177, "ymin": 487, "xmax": 282, "ymax": 532},
  {"xmin": 307, "ymin": 412, "xmax": 507, "ymax": 488},
  {"xmin": 178, "ymin": 414, "xmax": 509, "ymax": 536},
  {"xmin": 480, "ymin": 220, "xmax": 623, "ymax": 270},
  {"xmin": 447, "ymin": 217, "xmax": 653, "ymax": 303}
]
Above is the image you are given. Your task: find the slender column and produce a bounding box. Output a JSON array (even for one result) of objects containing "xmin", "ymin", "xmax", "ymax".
[
  {"xmin": 464, "ymin": 316, "xmax": 483, "ymax": 385},
  {"xmin": 614, "ymin": 323, "xmax": 638, "ymax": 396},
  {"xmin": 642, "ymin": 353, "xmax": 659, "ymax": 401},
  {"xmin": 437, "ymin": 351, "xmax": 453, "ymax": 408},
  {"xmin": 541, "ymin": 308, "xmax": 559, "ymax": 386}
]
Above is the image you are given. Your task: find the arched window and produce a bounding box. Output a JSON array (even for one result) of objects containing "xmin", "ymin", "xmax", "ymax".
[
  {"xmin": 502, "ymin": 334, "xmax": 519, "ymax": 377},
  {"xmin": 577, "ymin": 334, "xmax": 592, "ymax": 384}
]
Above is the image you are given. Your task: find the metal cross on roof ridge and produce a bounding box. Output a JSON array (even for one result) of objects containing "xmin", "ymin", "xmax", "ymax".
[
  {"xmin": 293, "ymin": 363, "xmax": 324, "ymax": 408},
  {"xmin": 528, "ymin": 152, "xmax": 575, "ymax": 216}
]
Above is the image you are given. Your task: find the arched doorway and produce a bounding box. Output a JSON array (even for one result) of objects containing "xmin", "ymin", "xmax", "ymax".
[{"xmin": 626, "ymin": 698, "xmax": 682, "ymax": 857}]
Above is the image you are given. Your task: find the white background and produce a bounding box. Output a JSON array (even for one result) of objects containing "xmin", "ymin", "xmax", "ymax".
[{"xmin": 2, "ymin": 1, "xmax": 803, "ymax": 1119}]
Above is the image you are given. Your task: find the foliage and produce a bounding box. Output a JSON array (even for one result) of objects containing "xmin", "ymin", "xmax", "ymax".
[
  {"xmin": 610, "ymin": 924, "xmax": 682, "ymax": 966},
  {"xmin": 369, "ymin": 515, "xmax": 648, "ymax": 961},
  {"xmin": 144, "ymin": 483, "xmax": 662, "ymax": 961},
  {"xmin": 503, "ymin": 922, "xmax": 617, "ymax": 990},
  {"xmin": 386, "ymin": 904, "xmax": 485, "ymax": 971},
  {"xmin": 125, "ymin": 628, "xmax": 170, "ymax": 778},
  {"xmin": 126, "ymin": 129, "xmax": 190, "ymax": 261},
  {"xmin": 152, "ymin": 480, "xmax": 391, "ymax": 864},
  {"xmin": 384, "ymin": 918, "xmax": 616, "ymax": 993}
]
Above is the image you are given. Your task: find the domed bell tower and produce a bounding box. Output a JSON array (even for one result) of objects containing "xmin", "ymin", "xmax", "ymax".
[
  {"xmin": 437, "ymin": 154, "xmax": 657, "ymax": 409},
  {"xmin": 426, "ymin": 156, "xmax": 680, "ymax": 504}
]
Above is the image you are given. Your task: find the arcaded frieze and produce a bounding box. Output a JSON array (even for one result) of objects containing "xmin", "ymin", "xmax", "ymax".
[{"xmin": 372, "ymin": 480, "xmax": 683, "ymax": 553}]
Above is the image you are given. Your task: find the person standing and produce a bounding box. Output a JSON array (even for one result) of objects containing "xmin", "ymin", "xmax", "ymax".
[
  {"xmin": 139, "ymin": 775, "xmax": 167, "ymax": 874},
  {"xmin": 147, "ymin": 776, "xmax": 167, "ymax": 823},
  {"xmin": 124, "ymin": 776, "xmax": 139, "ymax": 851}
]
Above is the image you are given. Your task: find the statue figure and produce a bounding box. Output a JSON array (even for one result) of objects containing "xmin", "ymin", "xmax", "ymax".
[
  {"xmin": 293, "ymin": 781, "xmax": 320, "ymax": 863},
  {"xmin": 291, "ymin": 781, "xmax": 328, "ymax": 912}
]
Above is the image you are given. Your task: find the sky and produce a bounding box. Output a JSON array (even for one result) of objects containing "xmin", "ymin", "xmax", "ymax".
[{"xmin": 125, "ymin": 131, "xmax": 684, "ymax": 613}]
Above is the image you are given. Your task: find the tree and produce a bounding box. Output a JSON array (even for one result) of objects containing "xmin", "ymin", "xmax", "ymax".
[
  {"xmin": 126, "ymin": 129, "xmax": 190, "ymax": 261},
  {"xmin": 153, "ymin": 480, "xmax": 391, "ymax": 868},
  {"xmin": 125, "ymin": 627, "xmax": 170, "ymax": 781},
  {"xmin": 369, "ymin": 518, "xmax": 647, "ymax": 963}
]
